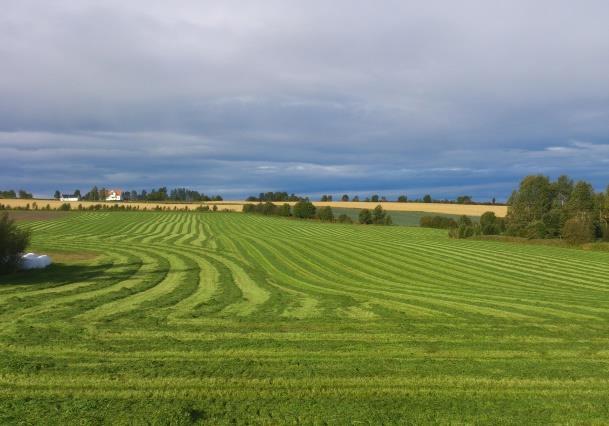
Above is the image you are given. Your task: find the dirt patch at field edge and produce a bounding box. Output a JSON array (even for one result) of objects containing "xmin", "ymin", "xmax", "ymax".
[
  {"xmin": 4, "ymin": 211, "xmax": 72, "ymax": 222},
  {"xmin": 33, "ymin": 250, "xmax": 101, "ymax": 263}
]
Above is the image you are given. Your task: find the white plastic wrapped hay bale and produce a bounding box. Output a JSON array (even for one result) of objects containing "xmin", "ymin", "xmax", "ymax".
[
  {"xmin": 19, "ymin": 253, "xmax": 52, "ymax": 270},
  {"xmin": 37, "ymin": 255, "xmax": 52, "ymax": 268}
]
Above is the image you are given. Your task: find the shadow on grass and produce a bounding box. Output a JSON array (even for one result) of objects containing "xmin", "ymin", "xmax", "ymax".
[{"xmin": 0, "ymin": 262, "xmax": 142, "ymax": 287}]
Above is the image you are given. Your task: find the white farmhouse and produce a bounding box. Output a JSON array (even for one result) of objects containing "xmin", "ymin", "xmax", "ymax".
[
  {"xmin": 60, "ymin": 194, "xmax": 80, "ymax": 202},
  {"xmin": 106, "ymin": 189, "xmax": 123, "ymax": 201}
]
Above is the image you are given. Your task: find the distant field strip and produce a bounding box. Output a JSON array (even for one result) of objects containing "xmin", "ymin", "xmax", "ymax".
[
  {"xmin": 1, "ymin": 211, "xmax": 609, "ymax": 423},
  {"xmin": 1, "ymin": 197, "xmax": 506, "ymax": 217}
]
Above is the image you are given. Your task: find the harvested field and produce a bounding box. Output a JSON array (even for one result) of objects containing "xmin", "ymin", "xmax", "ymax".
[
  {"xmin": 313, "ymin": 201, "xmax": 507, "ymax": 217},
  {"xmin": 0, "ymin": 198, "xmax": 243, "ymax": 211},
  {"xmin": 1, "ymin": 211, "xmax": 608, "ymax": 423}
]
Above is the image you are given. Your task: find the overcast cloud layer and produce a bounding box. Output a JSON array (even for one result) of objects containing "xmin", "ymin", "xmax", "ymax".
[{"xmin": 2, "ymin": 0, "xmax": 609, "ymax": 200}]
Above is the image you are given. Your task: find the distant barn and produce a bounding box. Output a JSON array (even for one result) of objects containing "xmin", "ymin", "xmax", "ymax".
[{"xmin": 60, "ymin": 194, "xmax": 79, "ymax": 202}]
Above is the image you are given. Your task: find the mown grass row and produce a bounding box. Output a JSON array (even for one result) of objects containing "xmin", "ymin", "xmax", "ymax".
[{"xmin": 1, "ymin": 211, "xmax": 609, "ymax": 424}]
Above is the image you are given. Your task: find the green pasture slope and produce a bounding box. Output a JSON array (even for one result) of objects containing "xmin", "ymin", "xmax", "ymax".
[{"xmin": 1, "ymin": 212, "xmax": 609, "ymax": 424}]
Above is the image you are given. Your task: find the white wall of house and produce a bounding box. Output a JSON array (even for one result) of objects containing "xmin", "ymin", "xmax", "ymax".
[{"xmin": 106, "ymin": 191, "xmax": 122, "ymax": 201}]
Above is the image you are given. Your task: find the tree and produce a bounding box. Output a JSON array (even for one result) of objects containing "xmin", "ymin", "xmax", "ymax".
[
  {"xmin": 542, "ymin": 208, "xmax": 564, "ymax": 238},
  {"xmin": 74, "ymin": 189, "xmax": 81, "ymax": 199},
  {"xmin": 18, "ymin": 190, "xmax": 33, "ymax": 199},
  {"xmin": 370, "ymin": 194, "xmax": 380, "ymax": 202},
  {"xmin": 372, "ymin": 205, "xmax": 386, "ymax": 224},
  {"xmin": 551, "ymin": 175, "xmax": 574, "ymax": 208},
  {"xmin": 565, "ymin": 181, "xmax": 595, "ymax": 218},
  {"xmin": 54, "ymin": 190, "xmax": 61, "ymax": 199},
  {"xmin": 358, "ymin": 209, "xmax": 372, "ymax": 224},
  {"xmin": 456, "ymin": 195, "xmax": 472, "ymax": 204},
  {"xmin": 352, "ymin": 196, "xmax": 360, "ymax": 202},
  {"xmin": 293, "ymin": 200, "xmax": 316, "ymax": 219},
  {"xmin": 423, "ymin": 194, "xmax": 432, "ymax": 203},
  {"xmin": 0, "ymin": 212, "xmax": 31, "ymax": 274},
  {"xmin": 600, "ymin": 187, "xmax": 609, "ymax": 240},
  {"xmin": 341, "ymin": 194, "xmax": 349, "ymax": 202},
  {"xmin": 317, "ymin": 206, "xmax": 334, "ymax": 222},
  {"xmin": 506, "ymin": 175, "xmax": 552, "ymax": 230},
  {"xmin": 397, "ymin": 195, "xmax": 408, "ymax": 203},
  {"xmin": 86, "ymin": 186, "xmax": 100, "ymax": 201}
]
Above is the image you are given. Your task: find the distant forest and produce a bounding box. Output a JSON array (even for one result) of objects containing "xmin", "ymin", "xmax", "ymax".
[
  {"xmin": 248, "ymin": 192, "xmax": 501, "ymax": 205},
  {"xmin": 0, "ymin": 190, "xmax": 33, "ymax": 199}
]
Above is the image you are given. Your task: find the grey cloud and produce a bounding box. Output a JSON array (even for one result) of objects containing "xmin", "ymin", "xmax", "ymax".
[{"xmin": 1, "ymin": 0, "xmax": 609, "ymax": 199}]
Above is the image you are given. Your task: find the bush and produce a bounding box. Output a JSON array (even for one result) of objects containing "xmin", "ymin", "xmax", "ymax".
[
  {"xmin": 0, "ymin": 212, "xmax": 31, "ymax": 274},
  {"xmin": 480, "ymin": 211, "xmax": 504, "ymax": 235},
  {"xmin": 242, "ymin": 204, "xmax": 255, "ymax": 213},
  {"xmin": 277, "ymin": 203, "xmax": 291, "ymax": 217},
  {"xmin": 372, "ymin": 205, "xmax": 393, "ymax": 225},
  {"xmin": 293, "ymin": 201, "xmax": 316, "ymax": 219},
  {"xmin": 317, "ymin": 206, "xmax": 334, "ymax": 222},
  {"xmin": 562, "ymin": 216, "xmax": 595, "ymax": 244},
  {"xmin": 337, "ymin": 214, "xmax": 353, "ymax": 224},
  {"xmin": 358, "ymin": 209, "xmax": 372, "ymax": 224},
  {"xmin": 58, "ymin": 203, "xmax": 71, "ymax": 211},
  {"xmin": 420, "ymin": 216, "xmax": 458, "ymax": 229},
  {"xmin": 259, "ymin": 202, "xmax": 277, "ymax": 216},
  {"xmin": 524, "ymin": 220, "xmax": 547, "ymax": 239},
  {"xmin": 448, "ymin": 216, "xmax": 478, "ymax": 239}
]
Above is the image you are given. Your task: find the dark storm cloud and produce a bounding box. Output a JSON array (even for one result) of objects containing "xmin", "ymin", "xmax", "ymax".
[{"xmin": 1, "ymin": 0, "xmax": 609, "ymax": 199}]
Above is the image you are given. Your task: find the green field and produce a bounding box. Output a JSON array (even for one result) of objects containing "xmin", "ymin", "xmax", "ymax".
[{"xmin": 2, "ymin": 212, "xmax": 609, "ymax": 424}]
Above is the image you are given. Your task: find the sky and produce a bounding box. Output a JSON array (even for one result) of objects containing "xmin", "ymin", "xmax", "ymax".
[{"xmin": 1, "ymin": 0, "xmax": 609, "ymax": 201}]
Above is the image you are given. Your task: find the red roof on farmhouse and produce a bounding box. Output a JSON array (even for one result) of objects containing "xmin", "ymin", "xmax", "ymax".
[{"xmin": 110, "ymin": 189, "xmax": 123, "ymax": 195}]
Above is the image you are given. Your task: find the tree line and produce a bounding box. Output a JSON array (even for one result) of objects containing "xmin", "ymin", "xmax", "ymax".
[
  {"xmin": 443, "ymin": 175, "xmax": 609, "ymax": 244},
  {"xmin": 59, "ymin": 186, "xmax": 224, "ymax": 202},
  {"xmin": 503, "ymin": 175, "xmax": 609, "ymax": 243},
  {"xmin": 0, "ymin": 189, "xmax": 33, "ymax": 199},
  {"xmin": 246, "ymin": 192, "xmax": 304, "ymax": 202},
  {"xmin": 242, "ymin": 201, "xmax": 392, "ymax": 225},
  {"xmin": 321, "ymin": 193, "xmax": 500, "ymax": 204}
]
